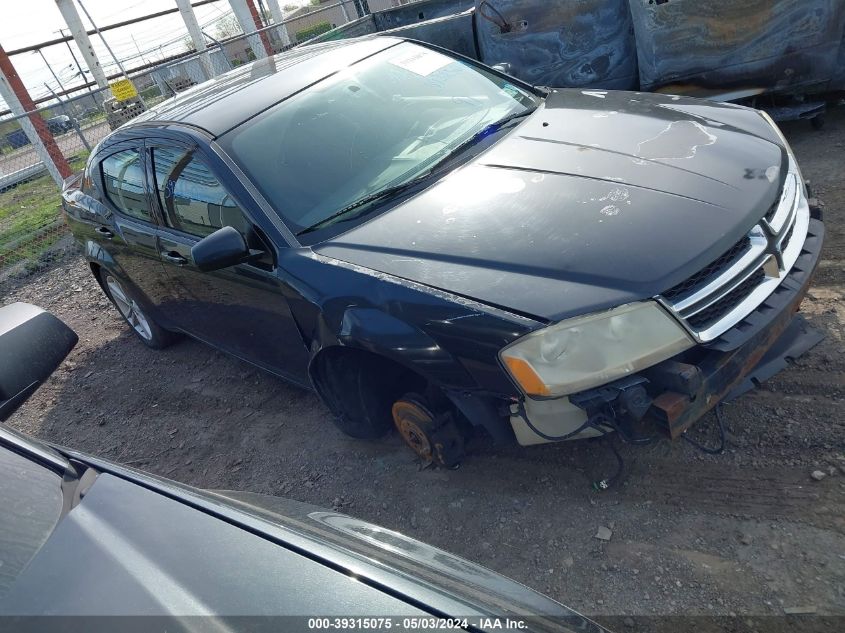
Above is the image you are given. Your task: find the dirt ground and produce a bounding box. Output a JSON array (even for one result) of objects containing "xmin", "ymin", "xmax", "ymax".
[{"xmin": 2, "ymin": 108, "xmax": 844, "ymax": 622}]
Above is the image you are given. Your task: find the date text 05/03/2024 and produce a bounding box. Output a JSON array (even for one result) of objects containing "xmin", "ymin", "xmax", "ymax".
[{"xmin": 306, "ymin": 617, "xmax": 528, "ymax": 630}]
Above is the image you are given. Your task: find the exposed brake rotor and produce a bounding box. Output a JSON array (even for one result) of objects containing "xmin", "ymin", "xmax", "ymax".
[{"xmin": 392, "ymin": 396, "xmax": 464, "ymax": 468}]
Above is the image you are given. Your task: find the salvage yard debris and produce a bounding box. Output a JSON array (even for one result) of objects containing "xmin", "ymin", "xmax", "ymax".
[{"xmin": 594, "ymin": 526, "xmax": 613, "ymax": 542}]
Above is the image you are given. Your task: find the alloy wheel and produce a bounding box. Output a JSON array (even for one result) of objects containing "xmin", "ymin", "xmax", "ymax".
[{"xmin": 105, "ymin": 275, "xmax": 153, "ymax": 341}]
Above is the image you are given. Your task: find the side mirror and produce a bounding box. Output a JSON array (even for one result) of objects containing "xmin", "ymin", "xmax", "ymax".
[
  {"xmin": 191, "ymin": 226, "xmax": 257, "ymax": 272},
  {"xmin": 0, "ymin": 303, "xmax": 78, "ymax": 422}
]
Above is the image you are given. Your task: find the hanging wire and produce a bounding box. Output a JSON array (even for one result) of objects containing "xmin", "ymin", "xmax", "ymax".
[
  {"xmin": 592, "ymin": 434, "xmax": 625, "ymax": 491},
  {"xmin": 682, "ymin": 404, "xmax": 727, "ymax": 455},
  {"xmin": 478, "ymin": 0, "xmax": 512, "ymax": 33}
]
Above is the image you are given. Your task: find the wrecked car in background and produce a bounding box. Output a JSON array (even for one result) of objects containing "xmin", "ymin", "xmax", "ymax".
[
  {"xmin": 315, "ymin": 0, "xmax": 845, "ymax": 124},
  {"xmin": 60, "ymin": 37, "xmax": 824, "ymax": 467}
]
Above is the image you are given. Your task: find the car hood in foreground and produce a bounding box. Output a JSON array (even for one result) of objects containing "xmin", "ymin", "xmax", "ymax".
[
  {"xmin": 315, "ymin": 90, "xmax": 785, "ymax": 322},
  {"xmin": 0, "ymin": 440, "xmax": 604, "ymax": 633}
]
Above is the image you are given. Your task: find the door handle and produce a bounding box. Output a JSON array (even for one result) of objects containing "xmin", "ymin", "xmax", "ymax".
[
  {"xmin": 95, "ymin": 226, "xmax": 113, "ymax": 239},
  {"xmin": 162, "ymin": 251, "xmax": 188, "ymax": 266}
]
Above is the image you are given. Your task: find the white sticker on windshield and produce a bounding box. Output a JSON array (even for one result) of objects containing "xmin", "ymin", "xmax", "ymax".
[{"xmin": 389, "ymin": 49, "xmax": 454, "ymax": 77}]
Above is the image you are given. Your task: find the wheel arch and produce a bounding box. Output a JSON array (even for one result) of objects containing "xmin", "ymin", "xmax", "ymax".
[
  {"xmin": 85, "ymin": 240, "xmax": 121, "ymax": 285},
  {"xmin": 306, "ymin": 306, "xmax": 480, "ymax": 436}
]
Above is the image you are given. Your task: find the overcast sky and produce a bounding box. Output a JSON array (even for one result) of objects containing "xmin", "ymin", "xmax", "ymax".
[{"xmin": 0, "ymin": 0, "xmax": 310, "ymax": 109}]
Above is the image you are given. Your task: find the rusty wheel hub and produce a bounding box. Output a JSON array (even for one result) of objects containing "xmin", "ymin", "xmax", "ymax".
[{"xmin": 392, "ymin": 399, "xmax": 435, "ymax": 462}]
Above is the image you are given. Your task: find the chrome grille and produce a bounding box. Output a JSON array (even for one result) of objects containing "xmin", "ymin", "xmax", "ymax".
[
  {"xmin": 686, "ymin": 269, "xmax": 765, "ymax": 330},
  {"xmin": 764, "ymin": 198, "xmax": 779, "ymax": 223},
  {"xmin": 663, "ymin": 236, "xmax": 751, "ymax": 302},
  {"xmin": 659, "ymin": 171, "xmax": 810, "ymax": 343}
]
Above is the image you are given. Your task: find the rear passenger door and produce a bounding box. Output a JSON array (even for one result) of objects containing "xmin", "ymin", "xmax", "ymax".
[
  {"xmin": 148, "ymin": 141, "xmax": 309, "ymax": 382},
  {"xmin": 96, "ymin": 145, "xmax": 171, "ymax": 309}
]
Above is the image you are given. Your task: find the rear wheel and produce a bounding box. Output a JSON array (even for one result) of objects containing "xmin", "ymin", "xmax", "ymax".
[
  {"xmin": 392, "ymin": 393, "xmax": 464, "ymax": 468},
  {"xmin": 100, "ymin": 271, "xmax": 176, "ymax": 349}
]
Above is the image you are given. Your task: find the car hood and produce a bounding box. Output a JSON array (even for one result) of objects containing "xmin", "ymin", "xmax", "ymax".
[
  {"xmin": 213, "ymin": 490, "xmax": 605, "ymax": 631},
  {"xmin": 315, "ymin": 90, "xmax": 786, "ymax": 322},
  {"xmin": 0, "ymin": 440, "xmax": 605, "ymax": 632}
]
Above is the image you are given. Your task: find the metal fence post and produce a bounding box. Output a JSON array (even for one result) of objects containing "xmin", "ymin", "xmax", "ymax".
[
  {"xmin": 43, "ymin": 82, "xmax": 91, "ymax": 152},
  {"xmin": 54, "ymin": 0, "xmax": 109, "ymax": 89},
  {"xmin": 176, "ymin": 0, "xmax": 215, "ymax": 81},
  {"xmin": 0, "ymin": 45, "xmax": 71, "ymax": 187},
  {"xmin": 229, "ymin": 0, "xmax": 270, "ymax": 60},
  {"xmin": 202, "ymin": 32, "xmax": 234, "ymax": 72},
  {"xmin": 265, "ymin": 0, "xmax": 292, "ymax": 48}
]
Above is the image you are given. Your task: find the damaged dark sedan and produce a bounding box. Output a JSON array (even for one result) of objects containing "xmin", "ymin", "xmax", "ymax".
[{"xmin": 61, "ymin": 37, "xmax": 824, "ymax": 466}]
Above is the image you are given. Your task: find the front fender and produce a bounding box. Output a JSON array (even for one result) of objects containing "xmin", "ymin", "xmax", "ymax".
[{"xmin": 316, "ymin": 307, "xmax": 479, "ymax": 391}]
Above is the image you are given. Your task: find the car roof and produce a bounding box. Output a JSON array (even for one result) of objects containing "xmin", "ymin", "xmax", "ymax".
[{"xmin": 129, "ymin": 37, "xmax": 402, "ymax": 138}]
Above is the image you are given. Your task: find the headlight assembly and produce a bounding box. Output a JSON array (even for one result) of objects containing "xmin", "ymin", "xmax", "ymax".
[{"xmin": 500, "ymin": 302, "xmax": 695, "ymax": 398}]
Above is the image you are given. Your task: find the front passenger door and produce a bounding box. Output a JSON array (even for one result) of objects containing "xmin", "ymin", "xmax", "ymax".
[{"xmin": 150, "ymin": 143, "xmax": 309, "ymax": 383}]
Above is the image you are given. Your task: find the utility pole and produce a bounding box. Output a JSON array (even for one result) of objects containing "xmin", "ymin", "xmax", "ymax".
[
  {"xmin": 36, "ymin": 49, "xmax": 68, "ymax": 93},
  {"xmin": 58, "ymin": 29, "xmax": 89, "ymax": 86},
  {"xmin": 176, "ymin": 0, "xmax": 215, "ymax": 80},
  {"xmin": 0, "ymin": 44, "xmax": 72, "ymax": 186},
  {"xmin": 54, "ymin": 0, "xmax": 109, "ymax": 89},
  {"xmin": 130, "ymin": 34, "xmax": 151, "ymax": 67}
]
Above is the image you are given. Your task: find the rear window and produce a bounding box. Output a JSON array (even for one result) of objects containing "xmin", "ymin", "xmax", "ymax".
[
  {"xmin": 0, "ymin": 447, "xmax": 63, "ymax": 599},
  {"xmin": 101, "ymin": 149, "xmax": 152, "ymax": 222}
]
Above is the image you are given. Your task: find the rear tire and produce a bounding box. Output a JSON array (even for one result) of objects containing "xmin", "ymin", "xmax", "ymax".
[{"xmin": 99, "ymin": 270, "xmax": 177, "ymax": 349}]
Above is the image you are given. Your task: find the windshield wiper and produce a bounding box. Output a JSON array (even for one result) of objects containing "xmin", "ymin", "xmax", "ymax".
[
  {"xmin": 296, "ymin": 106, "xmax": 537, "ymax": 237},
  {"xmin": 296, "ymin": 173, "xmax": 433, "ymax": 237},
  {"xmin": 432, "ymin": 105, "xmax": 537, "ymax": 169}
]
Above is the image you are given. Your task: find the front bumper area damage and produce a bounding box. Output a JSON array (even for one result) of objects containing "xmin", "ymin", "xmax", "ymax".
[{"xmin": 509, "ymin": 217, "xmax": 825, "ymax": 446}]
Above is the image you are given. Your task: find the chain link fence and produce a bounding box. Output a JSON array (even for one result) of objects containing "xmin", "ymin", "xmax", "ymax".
[
  {"xmin": 0, "ymin": 87, "xmax": 111, "ymax": 271},
  {"xmin": 0, "ymin": 0, "xmax": 428, "ymax": 273}
]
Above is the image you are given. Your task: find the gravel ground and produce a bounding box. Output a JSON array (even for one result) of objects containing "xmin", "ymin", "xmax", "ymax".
[{"xmin": 2, "ymin": 108, "xmax": 844, "ymax": 622}]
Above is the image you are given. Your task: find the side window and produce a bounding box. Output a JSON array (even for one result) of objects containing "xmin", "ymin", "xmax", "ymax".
[
  {"xmin": 152, "ymin": 147, "xmax": 249, "ymax": 238},
  {"xmin": 100, "ymin": 149, "xmax": 151, "ymax": 221}
]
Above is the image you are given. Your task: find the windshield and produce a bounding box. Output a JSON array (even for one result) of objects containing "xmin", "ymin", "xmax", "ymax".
[{"xmin": 222, "ymin": 42, "xmax": 537, "ymax": 237}]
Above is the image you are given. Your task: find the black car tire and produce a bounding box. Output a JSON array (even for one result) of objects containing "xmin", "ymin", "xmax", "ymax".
[
  {"xmin": 99, "ymin": 270, "xmax": 178, "ymax": 349},
  {"xmin": 320, "ymin": 352, "xmax": 400, "ymax": 440}
]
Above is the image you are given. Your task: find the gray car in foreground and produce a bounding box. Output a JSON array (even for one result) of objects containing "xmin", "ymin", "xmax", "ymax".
[{"xmin": 0, "ymin": 302, "xmax": 605, "ymax": 633}]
